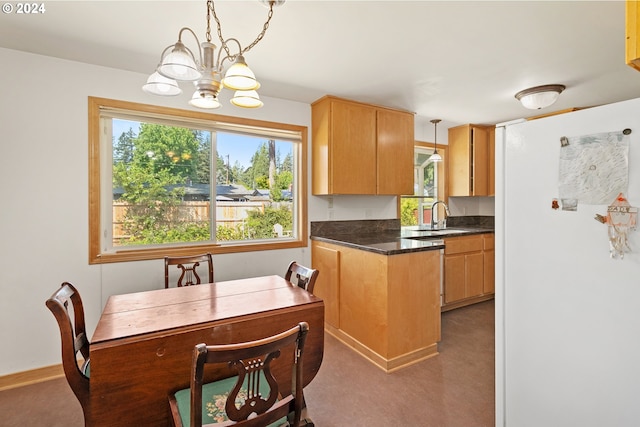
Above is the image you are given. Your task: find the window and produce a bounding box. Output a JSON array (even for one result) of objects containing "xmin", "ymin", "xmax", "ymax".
[
  {"xmin": 89, "ymin": 97, "xmax": 307, "ymax": 264},
  {"xmin": 400, "ymin": 143, "xmax": 446, "ymax": 227}
]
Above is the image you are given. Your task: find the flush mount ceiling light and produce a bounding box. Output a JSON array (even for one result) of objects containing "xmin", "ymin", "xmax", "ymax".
[
  {"xmin": 514, "ymin": 84, "xmax": 566, "ymax": 110},
  {"xmin": 429, "ymin": 119, "xmax": 443, "ymax": 162},
  {"xmin": 142, "ymin": 0, "xmax": 284, "ymax": 109}
]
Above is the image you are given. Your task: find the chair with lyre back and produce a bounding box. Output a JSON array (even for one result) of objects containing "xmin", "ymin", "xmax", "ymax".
[
  {"xmin": 164, "ymin": 253, "xmax": 214, "ymax": 288},
  {"xmin": 169, "ymin": 322, "xmax": 310, "ymax": 427},
  {"xmin": 285, "ymin": 261, "xmax": 319, "ymax": 294},
  {"xmin": 45, "ymin": 282, "xmax": 91, "ymax": 426}
]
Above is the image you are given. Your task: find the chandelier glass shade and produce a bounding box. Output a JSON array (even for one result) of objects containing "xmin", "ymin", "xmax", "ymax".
[
  {"xmin": 515, "ymin": 84, "xmax": 566, "ymax": 110},
  {"xmin": 222, "ymin": 55, "xmax": 260, "ymax": 91},
  {"xmin": 231, "ymin": 90, "xmax": 264, "ymax": 108},
  {"xmin": 142, "ymin": 72, "xmax": 183, "ymax": 96},
  {"xmin": 143, "ymin": 0, "xmax": 281, "ymax": 109},
  {"xmin": 429, "ymin": 119, "xmax": 442, "ymax": 163}
]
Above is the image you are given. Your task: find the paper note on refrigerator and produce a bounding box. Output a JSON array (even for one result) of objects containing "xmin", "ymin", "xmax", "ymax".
[{"xmin": 558, "ymin": 131, "xmax": 629, "ymax": 205}]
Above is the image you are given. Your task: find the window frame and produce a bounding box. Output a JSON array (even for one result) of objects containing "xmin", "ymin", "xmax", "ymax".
[
  {"xmin": 88, "ymin": 97, "xmax": 308, "ymax": 264},
  {"xmin": 398, "ymin": 141, "xmax": 447, "ymax": 226}
]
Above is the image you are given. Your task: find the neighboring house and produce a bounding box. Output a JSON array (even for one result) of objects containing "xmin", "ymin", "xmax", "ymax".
[{"xmin": 113, "ymin": 183, "xmax": 288, "ymax": 202}]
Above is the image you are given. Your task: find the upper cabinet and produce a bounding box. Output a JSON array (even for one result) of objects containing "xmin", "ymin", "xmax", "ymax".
[
  {"xmin": 311, "ymin": 96, "xmax": 414, "ymax": 195},
  {"xmin": 627, "ymin": 0, "xmax": 640, "ymax": 71},
  {"xmin": 447, "ymin": 124, "xmax": 494, "ymax": 197}
]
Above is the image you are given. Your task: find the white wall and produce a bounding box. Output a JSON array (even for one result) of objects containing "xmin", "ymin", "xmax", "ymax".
[
  {"xmin": 0, "ymin": 47, "xmax": 403, "ymax": 376},
  {"xmin": 449, "ymin": 196, "xmax": 495, "ymax": 216}
]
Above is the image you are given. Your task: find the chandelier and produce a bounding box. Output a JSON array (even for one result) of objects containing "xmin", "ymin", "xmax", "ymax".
[{"xmin": 142, "ymin": 0, "xmax": 284, "ymax": 109}]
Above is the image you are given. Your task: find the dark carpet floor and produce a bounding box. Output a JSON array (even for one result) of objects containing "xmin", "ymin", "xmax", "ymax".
[{"xmin": 0, "ymin": 300, "xmax": 494, "ymax": 427}]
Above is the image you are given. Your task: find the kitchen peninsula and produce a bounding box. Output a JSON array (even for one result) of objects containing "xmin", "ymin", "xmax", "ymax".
[{"xmin": 310, "ymin": 218, "xmax": 493, "ymax": 372}]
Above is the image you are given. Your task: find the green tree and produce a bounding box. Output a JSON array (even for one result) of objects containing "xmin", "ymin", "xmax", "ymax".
[
  {"xmin": 113, "ymin": 123, "xmax": 208, "ymax": 245},
  {"xmin": 400, "ymin": 198, "xmax": 419, "ymax": 226},
  {"xmin": 195, "ymin": 132, "xmax": 211, "ymax": 184},
  {"xmin": 281, "ymin": 152, "xmax": 292, "ymax": 173},
  {"xmin": 134, "ymin": 123, "xmax": 200, "ymax": 181},
  {"xmin": 244, "ymin": 205, "xmax": 293, "ymax": 239},
  {"xmin": 114, "ymin": 128, "xmax": 137, "ymax": 164}
]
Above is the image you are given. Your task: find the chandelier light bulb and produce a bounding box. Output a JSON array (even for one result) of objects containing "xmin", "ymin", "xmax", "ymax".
[{"xmin": 189, "ymin": 90, "xmax": 221, "ymax": 109}]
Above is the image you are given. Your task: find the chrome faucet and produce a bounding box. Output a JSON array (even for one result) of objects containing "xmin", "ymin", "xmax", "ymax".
[{"xmin": 430, "ymin": 200, "xmax": 450, "ymax": 230}]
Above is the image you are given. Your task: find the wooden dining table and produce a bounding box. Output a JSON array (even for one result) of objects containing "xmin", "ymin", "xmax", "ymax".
[{"xmin": 88, "ymin": 275, "xmax": 324, "ymax": 427}]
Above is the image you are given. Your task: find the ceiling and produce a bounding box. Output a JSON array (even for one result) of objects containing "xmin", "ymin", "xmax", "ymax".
[{"xmin": 3, "ymin": 1, "xmax": 640, "ymax": 132}]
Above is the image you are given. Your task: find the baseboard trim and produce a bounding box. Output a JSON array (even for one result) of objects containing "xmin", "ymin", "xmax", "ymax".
[
  {"xmin": 441, "ymin": 294, "xmax": 494, "ymax": 312},
  {"xmin": 0, "ymin": 364, "xmax": 64, "ymax": 392},
  {"xmin": 324, "ymin": 324, "xmax": 439, "ymax": 373}
]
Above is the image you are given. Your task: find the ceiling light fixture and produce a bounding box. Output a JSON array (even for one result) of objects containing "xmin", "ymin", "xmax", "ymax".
[
  {"xmin": 143, "ymin": 0, "xmax": 284, "ymax": 109},
  {"xmin": 429, "ymin": 119, "xmax": 442, "ymax": 162},
  {"xmin": 514, "ymin": 84, "xmax": 566, "ymax": 110}
]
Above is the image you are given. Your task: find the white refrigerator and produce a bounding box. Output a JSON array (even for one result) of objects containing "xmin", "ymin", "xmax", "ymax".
[{"xmin": 495, "ymin": 97, "xmax": 640, "ymax": 427}]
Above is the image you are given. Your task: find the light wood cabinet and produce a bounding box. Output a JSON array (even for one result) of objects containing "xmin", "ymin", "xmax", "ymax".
[
  {"xmin": 483, "ymin": 234, "xmax": 495, "ymax": 294},
  {"xmin": 627, "ymin": 0, "xmax": 640, "ymax": 71},
  {"xmin": 311, "ymin": 96, "xmax": 414, "ymax": 195},
  {"xmin": 442, "ymin": 233, "xmax": 494, "ymax": 310},
  {"xmin": 447, "ymin": 124, "xmax": 492, "ymax": 196},
  {"xmin": 311, "ymin": 243, "xmax": 341, "ymax": 328},
  {"xmin": 488, "ymin": 126, "xmax": 495, "ymax": 196},
  {"xmin": 311, "ymin": 240, "xmax": 441, "ymax": 372}
]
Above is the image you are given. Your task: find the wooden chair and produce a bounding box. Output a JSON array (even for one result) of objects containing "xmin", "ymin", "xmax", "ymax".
[
  {"xmin": 284, "ymin": 261, "xmax": 319, "ymax": 294},
  {"xmin": 164, "ymin": 253, "xmax": 214, "ymax": 288},
  {"xmin": 45, "ymin": 282, "xmax": 91, "ymax": 425},
  {"xmin": 169, "ymin": 322, "xmax": 310, "ymax": 427}
]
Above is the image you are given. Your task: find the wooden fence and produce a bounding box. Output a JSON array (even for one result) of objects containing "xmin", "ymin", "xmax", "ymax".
[{"xmin": 112, "ymin": 201, "xmax": 267, "ymax": 244}]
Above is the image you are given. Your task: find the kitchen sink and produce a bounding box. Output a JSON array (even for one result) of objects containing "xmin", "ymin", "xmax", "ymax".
[{"xmin": 401, "ymin": 228, "xmax": 472, "ymax": 239}]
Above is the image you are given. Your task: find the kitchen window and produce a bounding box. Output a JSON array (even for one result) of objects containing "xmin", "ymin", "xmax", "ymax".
[
  {"xmin": 88, "ymin": 97, "xmax": 307, "ymax": 264},
  {"xmin": 400, "ymin": 143, "xmax": 446, "ymax": 227}
]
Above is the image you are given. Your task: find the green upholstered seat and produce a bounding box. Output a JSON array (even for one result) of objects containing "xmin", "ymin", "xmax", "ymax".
[
  {"xmin": 173, "ymin": 375, "xmax": 287, "ymax": 427},
  {"xmin": 82, "ymin": 360, "xmax": 90, "ymax": 378}
]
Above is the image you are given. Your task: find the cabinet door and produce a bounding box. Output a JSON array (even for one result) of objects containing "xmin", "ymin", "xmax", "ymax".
[
  {"xmin": 465, "ymin": 252, "xmax": 484, "ymax": 297},
  {"xmin": 311, "ymin": 242, "xmax": 341, "ymax": 328},
  {"xmin": 376, "ymin": 109, "xmax": 414, "ymax": 195},
  {"xmin": 447, "ymin": 125, "xmax": 472, "ymax": 196},
  {"xmin": 472, "ymin": 126, "xmax": 489, "ymax": 196},
  {"xmin": 444, "ymin": 253, "xmax": 466, "ymax": 303},
  {"xmin": 627, "ymin": 0, "xmax": 640, "ymax": 71},
  {"xmin": 331, "ymin": 101, "xmax": 377, "ymax": 194},
  {"xmin": 488, "ymin": 127, "xmax": 495, "ymax": 196},
  {"xmin": 483, "ymin": 234, "xmax": 495, "ymax": 294},
  {"xmin": 448, "ymin": 124, "xmax": 492, "ymax": 196}
]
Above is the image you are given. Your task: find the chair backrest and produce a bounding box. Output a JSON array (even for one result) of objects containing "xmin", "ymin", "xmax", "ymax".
[
  {"xmin": 284, "ymin": 261, "xmax": 319, "ymax": 294},
  {"xmin": 45, "ymin": 282, "xmax": 91, "ymax": 424},
  {"xmin": 164, "ymin": 253, "xmax": 214, "ymax": 288},
  {"xmin": 175, "ymin": 322, "xmax": 309, "ymax": 427}
]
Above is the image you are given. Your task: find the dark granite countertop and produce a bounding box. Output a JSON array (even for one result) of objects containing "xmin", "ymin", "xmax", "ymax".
[
  {"xmin": 311, "ymin": 231, "xmax": 445, "ymax": 255},
  {"xmin": 310, "ymin": 218, "xmax": 494, "ymax": 256}
]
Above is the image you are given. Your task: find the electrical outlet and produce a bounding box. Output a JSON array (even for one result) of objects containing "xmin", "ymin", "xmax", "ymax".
[
  {"xmin": 365, "ymin": 209, "xmax": 372, "ymax": 218},
  {"xmin": 328, "ymin": 209, "xmax": 334, "ymax": 219}
]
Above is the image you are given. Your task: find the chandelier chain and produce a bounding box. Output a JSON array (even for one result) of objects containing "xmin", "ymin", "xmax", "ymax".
[{"xmin": 208, "ymin": 0, "xmax": 275, "ymax": 59}]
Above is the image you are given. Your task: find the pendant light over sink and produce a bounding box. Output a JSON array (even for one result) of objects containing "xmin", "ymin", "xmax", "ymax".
[{"xmin": 428, "ymin": 119, "xmax": 443, "ymax": 162}]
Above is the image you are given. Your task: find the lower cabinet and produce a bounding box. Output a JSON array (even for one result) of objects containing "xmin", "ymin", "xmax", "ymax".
[
  {"xmin": 442, "ymin": 233, "xmax": 494, "ymax": 311},
  {"xmin": 483, "ymin": 234, "xmax": 495, "ymax": 294},
  {"xmin": 311, "ymin": 240, "xmax": 441, "ymax": 372}
]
